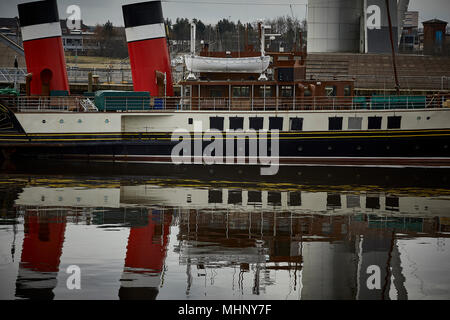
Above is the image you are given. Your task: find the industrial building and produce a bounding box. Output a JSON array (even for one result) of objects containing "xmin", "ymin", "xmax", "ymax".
[{"xmin": 307, "ymin": 0, "xmax": 409, "ymax": 54}]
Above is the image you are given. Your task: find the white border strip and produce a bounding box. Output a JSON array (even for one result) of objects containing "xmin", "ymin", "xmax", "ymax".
[
  {"xmin": 21, "ymin": 22, "xmax": 62, "ymax": 42},
  {"xmin": 125, "ymin": 23, "xmax": 166, "ymax": 42}
]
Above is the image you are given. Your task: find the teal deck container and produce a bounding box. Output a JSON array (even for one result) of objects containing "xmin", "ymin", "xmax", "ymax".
[{"xmin": 94, "ymin": 90, "xmax": 151, "ymax": 111}]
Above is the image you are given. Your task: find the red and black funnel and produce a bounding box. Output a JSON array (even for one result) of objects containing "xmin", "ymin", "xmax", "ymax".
[
  {"xmin": 122, "ymin": 1, "xmax": 174, "ymax": 96},
  {"xmin": 15, "ymin": 214, "xmax": 66, "ymax": 300},
  {"xmin": 18, "ymin": 0, "xmax": 69, "ymax": 95}
]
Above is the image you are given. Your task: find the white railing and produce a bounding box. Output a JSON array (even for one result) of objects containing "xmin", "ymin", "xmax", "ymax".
[
  {"xmin": 1, "ymin": 94, "xmax": 448, "ymax": 113},
  {"xmin": 1, "ymin": 96, "xmax": 83, "ymax": 112}
]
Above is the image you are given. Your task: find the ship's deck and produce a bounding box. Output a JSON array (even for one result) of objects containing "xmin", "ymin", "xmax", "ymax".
[{"xmin": 0, "ymin": 94, "xmax": 449, "ymax": 113}]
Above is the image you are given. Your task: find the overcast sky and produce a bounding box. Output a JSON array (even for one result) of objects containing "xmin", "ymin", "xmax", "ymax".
[{"xmin": 1, "ymin": 0, "xmax": 449, "ymax": 26}]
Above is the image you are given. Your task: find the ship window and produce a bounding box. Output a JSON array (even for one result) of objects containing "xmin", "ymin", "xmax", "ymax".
[
  {"xmin": 290, "ymin": 118, "xmax": 303, "ymax": 131},
  {"xmin": 228, "ymin": 190, "xmax": 242, "ymax": 204},
  {"xmin": 248, "ymin": 191, "xmax": 261, "ymax": 203},
  {"xmin": 289, "ymin": 192, "xmax": 301, "ymax": 206},
  {"xmin": 269, "ymin": 117, "xmax": 283, "ymax": 130},
  {"xmin": 366, "ymin": 196, "xmax": 380, "ymax": 209},
  {"xmin": 325, "ymin": 86, "xmax": 337, "ymax": 96},
  {"xmin": 210, "ymin": 88, "xmax": 223, "ymax": 97},
  {"xmin": 208, "ymin": 189, "xmax": 222, "ymax": 203},
  {"xmin": 259, "ymin": 86, "xmax": 272, "ymax": 97},
  {"xmin": 229, "ymin": 117, "xmax": 244, "ymax": 130},
  {"xmin": 188, "ymin": 118, "xmax": 193, "ymax": 124},
  {"xmin": 348, "ymin": 117, "xmax": 362, "ymax": 130},
  {"xmin": 281, "ymin": 86, "xmax": 293, "ymax": 97},
  {"xmin": 232, "ymin": 86, "xmax": 250, "ymax": 97},
  {"xmin": 327, "ymin": 193, "xmax": 341, "ymax": 209},
  {"xmin": 304, "ymin": 88, "xmax": 312, "ymax": 97},
  {"xmin": 387, "ymin": 116, "xmax": 401, "ymax": 129},
  {"xmin": 249, "ymin": 117, "xmax": 264, "ymax": 130},
  {"xmin": 329, "ymin": 117, "xmax": 343, "ymax": 130},
  {"xmin": 210, "ymin": 117, "xmax": 224, "ymax": 131},
  {"xmin": 346, "ymin": 195, "xmax": 360, "ymax": 208},
  {"xmin": 368, "ymin": 116, "xmax": 382, "ymax": 130},
  {"xmin": 386, "ymin": 197, "xmax": 399, "ymax": 211},
  {"xmin": 344, "ymin": 85, "xmax": 352, "ymax": 96},
  {"xmin": 268, "ymin": 192, "xmax": 281, "ymax": 205}
]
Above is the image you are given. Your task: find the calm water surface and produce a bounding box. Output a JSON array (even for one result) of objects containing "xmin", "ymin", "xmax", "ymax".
[{"xmin": 0, "ymin": 161, "xmax": 449, "ymax": 300}]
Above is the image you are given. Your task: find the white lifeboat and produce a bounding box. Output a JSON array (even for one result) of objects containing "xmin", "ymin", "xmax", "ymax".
[{"xmin": 184, "ymin": 55, "xmax": 270, "ymax": 73}]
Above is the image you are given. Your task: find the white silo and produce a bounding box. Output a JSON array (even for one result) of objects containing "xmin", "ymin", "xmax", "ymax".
[{"xmin": 307, "ymin": 0, "xmax": 364, "ymax": 53}]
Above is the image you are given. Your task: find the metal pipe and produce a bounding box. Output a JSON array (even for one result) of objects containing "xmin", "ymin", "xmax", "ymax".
[{"xmin": 385, "ymin": 0, "xmax": 400, "ymax": 95}]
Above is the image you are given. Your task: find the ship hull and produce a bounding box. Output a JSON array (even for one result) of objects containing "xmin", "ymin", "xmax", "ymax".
[
  {"xmin": 2, "ymin": 107, "xmax": 450, "ymax": 168},
  {"xmin": 2, "ymin": 130, "xmax": 450, "ymax": 167}
]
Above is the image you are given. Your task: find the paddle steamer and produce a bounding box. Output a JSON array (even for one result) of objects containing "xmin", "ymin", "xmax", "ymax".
[{"xmin": 1, "ymin": 0, "xmax": 449, "ymax": 168}]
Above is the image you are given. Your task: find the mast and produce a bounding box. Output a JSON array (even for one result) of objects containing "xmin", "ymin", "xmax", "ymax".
[{"xmin": 385, "ymin": 0, "xmax": 400, "ymax": 95}]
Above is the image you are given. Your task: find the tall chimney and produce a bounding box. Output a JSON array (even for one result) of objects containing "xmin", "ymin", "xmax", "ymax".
[
  {"xmin": 122, "ymin": 1, "xmax": 174, "ymax": 96},
  {"xmin": 18, "ymin": 0, "xmax": 69, "ymax": 95}
]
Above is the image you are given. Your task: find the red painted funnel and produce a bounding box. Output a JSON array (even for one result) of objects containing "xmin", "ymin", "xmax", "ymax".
[
  {"xmin": 122, "ymin": 1, "xmax": 174, "ymax": 96},
  {"xmin": 119, "ymin": 210, "xmax": 172, "ymax": 300},
  {"xmin": 15, "ymin": 214, "xmax": 66, "ymax": 299},
  {"xmin": 18, "ymin": 0, "xmax": 69, "ymax": 95}
]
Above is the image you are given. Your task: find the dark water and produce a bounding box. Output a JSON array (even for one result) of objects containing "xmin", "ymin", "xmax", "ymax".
[{"xmin": 0, "ymin": 160, "xmax": 449, "ymax": 300}]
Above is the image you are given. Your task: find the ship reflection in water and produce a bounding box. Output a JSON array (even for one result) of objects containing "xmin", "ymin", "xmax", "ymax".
[{"xmin": 0, "ymin": 164, "xmax": 449, "ymax": 300}]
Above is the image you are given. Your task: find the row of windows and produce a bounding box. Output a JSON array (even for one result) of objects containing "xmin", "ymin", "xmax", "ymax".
[
  {"xmin": 201, "ymin": 116, "xmax": 402, "ymax": 131},
  {"xmin": 329, "ymin": 116, "xmax": 401, "ymax": 130},
  {"xmin": 219, "ymin": 85, "xmax": 353, "ymax": 97},
  {"xmin": 209, "ymin": 189, "xmax": 400, "ymax": 211}
]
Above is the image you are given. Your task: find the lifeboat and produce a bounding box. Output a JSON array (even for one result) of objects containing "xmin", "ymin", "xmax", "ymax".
[{"xmin": 184, "ymin": 55, "xmax": 270, "ymax": 73}]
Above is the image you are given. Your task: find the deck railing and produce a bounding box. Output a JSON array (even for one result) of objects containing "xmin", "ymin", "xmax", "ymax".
[{"xmin": 1, "ymin": 94, "xmax": 449, "ymax": 112}]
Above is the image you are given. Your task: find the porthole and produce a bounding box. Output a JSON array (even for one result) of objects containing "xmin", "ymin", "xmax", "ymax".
[
  {"xmin": 78, "ymin": 119, "xmax": 82, "ymax": 123},
  {"xmin": 417, "ymin": 116, "xmax": 421, "ymax": 121},
  {"xmin": 444, "ymin": 145, "xmax": 448, "ymax": 149},
  {"xmin": 427, "ymin": 117, "xmax": 431, "ymax": 120},
  {"xmin": 297, "ymin": 146, "xmax": 303, "ymax": 152},
  {"xmin": 357, "ymin": 146, "xmax": 362, "ymax": 151},
  {"xmin": 328, "ymin": 146, "xmax": 332, "ymax": 151},
  {"xmin": 386, "ymin": 145, "xmax": 390, "ymax": 150},
  {"xmin": 415, "ymin": 145, "xmax": 420, "ymax": 150},
  {"xmin": 105, "ymin": 119, "xmax": 110, "ymax": 124},
  {"xmin": 59, "ymin": 119, "xmax": 64, "ymax": 124},
  {"xmin": 42, "ymin": 120, "xmax": 46, "ymax": 123}
]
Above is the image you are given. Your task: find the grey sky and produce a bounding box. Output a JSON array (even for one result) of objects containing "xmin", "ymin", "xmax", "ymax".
[{"xmin": 0, "ymin": 0, "xmax": 449, "ymax": 27}]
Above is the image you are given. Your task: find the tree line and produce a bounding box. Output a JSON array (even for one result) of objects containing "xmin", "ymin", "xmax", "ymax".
[{"xmin": 88, "ymin": 16, "xmax": 306, "ymax": 59}]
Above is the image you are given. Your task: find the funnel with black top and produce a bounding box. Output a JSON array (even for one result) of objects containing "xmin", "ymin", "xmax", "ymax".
[
  {"xmin": 18, "ymin": 0, "xmax": 69, "ymax": 95},
  {"xmin": 122, "ymin": 1, "xmax": 174, "ymax": 97}
]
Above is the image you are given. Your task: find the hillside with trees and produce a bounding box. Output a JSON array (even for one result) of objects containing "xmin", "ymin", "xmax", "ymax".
[{"xmin": 89, "ymin": 16, "xmax": 306, "ymax": 59}]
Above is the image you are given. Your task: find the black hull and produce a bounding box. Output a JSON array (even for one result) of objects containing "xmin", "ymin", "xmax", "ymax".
[
  {"xmin": 2, "ymin": 158, "xmax": 450, "ymax": 191},
  {"xmin": 1, "ymin": 130, "xmax": 450, "ymax": 167}
]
